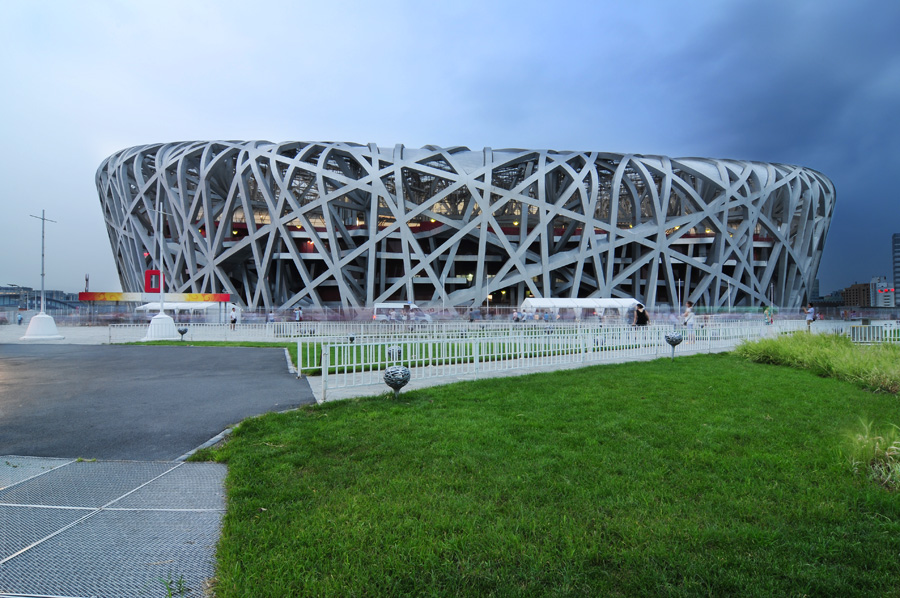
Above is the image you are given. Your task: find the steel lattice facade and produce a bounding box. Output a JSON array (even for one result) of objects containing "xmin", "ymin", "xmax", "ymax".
[{"xmin": 96, "ymin": 141, "xmax": 835, "ymax": 310}]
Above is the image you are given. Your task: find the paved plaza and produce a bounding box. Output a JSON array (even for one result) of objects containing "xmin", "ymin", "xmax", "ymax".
[{"xmin": 0, "ymin": 325, "xmax": 315, "ymax": 597}]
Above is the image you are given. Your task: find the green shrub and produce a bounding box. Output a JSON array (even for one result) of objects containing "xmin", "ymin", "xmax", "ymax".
[{"xmin": 735, "ymin": 333, "xmax": 900, "ymax": 393}]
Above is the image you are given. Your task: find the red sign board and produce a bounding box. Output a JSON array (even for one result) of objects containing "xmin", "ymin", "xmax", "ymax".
[{"xmin": 145, "ymin": 270, "xmax": 161, "ymax": 293}]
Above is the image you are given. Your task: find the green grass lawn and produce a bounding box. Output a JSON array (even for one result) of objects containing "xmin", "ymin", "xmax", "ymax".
[{"xmin": 195, "ymin": 351, "xmax": 900, "ymax": 597}]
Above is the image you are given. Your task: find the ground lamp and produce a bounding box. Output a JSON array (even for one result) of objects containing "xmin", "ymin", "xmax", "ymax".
[
  {"xmin": 384, "ymin": 365, "xmax": 411, "ymax": 399},
  {"xmin": 665, "ymin": 332, "xmax": 683, "ymax": 361}
]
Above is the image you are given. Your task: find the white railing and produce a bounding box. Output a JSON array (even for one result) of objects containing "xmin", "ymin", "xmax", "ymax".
[
  {"xmin": 109, "ymin": 319, "xmax": 633, "ymax": 344},
  {"xmin": 304, "ymin": 321, "xmax": 809, "ymax": 401}
]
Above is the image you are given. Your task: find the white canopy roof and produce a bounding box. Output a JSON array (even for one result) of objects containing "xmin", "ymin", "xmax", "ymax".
[
  {"xmin": 520, "ymin": 298, "xmax": 639, "ymax": 311},
  {"xmin": 135, "ymin": 302, "xmax": 234, "ymax": 312}
]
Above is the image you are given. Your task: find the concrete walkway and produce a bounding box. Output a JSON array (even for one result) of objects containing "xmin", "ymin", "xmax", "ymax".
[{"xmin": 0, "ymin": 322, "xmax": 112, "ymax": 345}]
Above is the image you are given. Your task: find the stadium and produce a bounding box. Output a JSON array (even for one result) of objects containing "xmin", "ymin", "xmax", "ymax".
[{"xmin": 96, "ymin": 141, "xmax": 835, "ymax": 311}]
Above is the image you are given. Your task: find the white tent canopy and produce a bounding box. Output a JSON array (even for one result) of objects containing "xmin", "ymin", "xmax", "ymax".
[
  {"xmin": 520, "ymin": 298, "xmax": 639, "ymax": 312},
  {"xmin": 135, "ymin": 302, "xmax": 238, "ymax": 323}
]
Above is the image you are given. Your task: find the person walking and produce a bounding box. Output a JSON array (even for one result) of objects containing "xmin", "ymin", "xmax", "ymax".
[
  {"xmin": 17, "ymin": 312, "xmax": 23, "ymax": 325},
  {"xmin": 229, "ymin": 307, "xmax": 237, "ymax": 330},
  {"xmin": 805, "ymin": 303, "xmax": 815, "ymax": 331},
  {"xmin": 633, "ymin": 303, "xmax": 650, "ymax": 326},
  {"xmin": 682, "ymin": 301, "xmax": 695, "ymax": 329}
]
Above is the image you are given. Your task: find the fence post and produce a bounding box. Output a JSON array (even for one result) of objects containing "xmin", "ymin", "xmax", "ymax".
[
  {"xmin": 321, "ymin": 344, "xmax": 329, "ymax": 403},
  {"xmin": 474, "ymin": 339, "xmax": 480, "ymax": 379},
  {"xmin": 581, "ymin": 327, "xmax": 586, "ymax": 363},
  {"xmin": 296, "ymin": 340, "xmax": 302, "ymax": 377}
]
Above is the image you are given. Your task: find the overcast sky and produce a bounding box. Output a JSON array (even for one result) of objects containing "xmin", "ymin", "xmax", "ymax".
[{"xmin": 1, "ymin": 0, "xmax": 897, "ymax": 296}]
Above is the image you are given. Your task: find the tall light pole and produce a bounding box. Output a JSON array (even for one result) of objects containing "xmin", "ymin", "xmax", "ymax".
[
  {"xmin": 142, "ymin": 202, "xmax": 178, "ymax": 340},
  {"xmin": 30, "ymin": 210, "xmax": 56, "ymax": 314},
  {"xmin": 676, "ymin": 278, "xmax": 683, "ymax": 318},
  {"xmin": 155, "ymin": 205, "xmax": 166, "ymax": 315},
  {"xmin": 728, "ymin": 281, "xmax": 732, "ymax": 315},
  {"xmin": 21, "ymin": 210, "xmax": 64, "ymax": 341},
  {"xmin": 485, "ymin": 269, "xmax": 490, "ymax": 317}
]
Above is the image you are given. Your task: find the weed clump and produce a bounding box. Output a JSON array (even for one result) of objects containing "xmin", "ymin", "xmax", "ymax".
[{"xmin": 845, "ymin": 419, "xmax": 900, "ymax": 490}]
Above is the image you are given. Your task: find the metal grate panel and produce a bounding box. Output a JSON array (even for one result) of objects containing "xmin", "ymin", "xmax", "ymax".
[
  {"xmin": 112, "ymin": 463, "xmax": 225, "ymax": 511},
  {"xmin": 0, "ymin": 504, "xmax": 88, "ymax": 561},
  {"xmin": 0, "ymin": 456, "xmax": 73, "ymax": 490},
  {"xmin": 0, "ymin": 459, "xmax": 225, "ymax": 598},
  {"xmin": 0, "ymin": 510, "xmax": 222, "ymax": 598},
  {"xmin": 0, "ymin": 461, "xmax": 177, "ymax": 508}
]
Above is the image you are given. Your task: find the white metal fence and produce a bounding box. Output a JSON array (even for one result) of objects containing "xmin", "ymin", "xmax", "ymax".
[
  {"xmin": 106, "ymin": 318, "xmax": 900, "ymax": 402},
  {"xmin": 302, "ymin": 321, "xmax": 816, "ymax": 401},
  {"xmin": 108, "ymin": 318, "xmax": 900, "ymax": 347}
]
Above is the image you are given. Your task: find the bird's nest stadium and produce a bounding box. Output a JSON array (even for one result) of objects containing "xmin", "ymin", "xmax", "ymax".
[{"xmin": 96, "ymin": 141, "xmax": 835, "ymax": 311}]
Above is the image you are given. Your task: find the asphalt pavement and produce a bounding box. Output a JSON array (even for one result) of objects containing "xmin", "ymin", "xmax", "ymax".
[{"xmin": 0, "ymin": 344, "xmax": 315, "ymax": 460}]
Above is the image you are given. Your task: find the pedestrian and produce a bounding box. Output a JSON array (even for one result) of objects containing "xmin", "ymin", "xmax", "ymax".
[
  {"xmin": 294, "ymin": 306, "xmax": 303, "ymax": 322},
  {"xmin": 805, "ymin": 302, "xmax": 815, "ymax": 331},
  {"xmin": 633, "ymin": 303, "xmax": 650, "ymax": 326},
  {"xmin": 512, "ymin": 309, "xmax": 519, "ymax": 322},
  {"xmin": 268, "ymin": 310, "xmax": 275, "ymax": 323},
  {"xmin": 682, "ymin": 301, "xmax": 695, "ymax": 329},
  {"xmin": 17, "ymin": 312, "xmax": 23, "ymax": 325},
  {"xmin": 229, "ymin": 307, "xmax": 237, "ymax": 330}
]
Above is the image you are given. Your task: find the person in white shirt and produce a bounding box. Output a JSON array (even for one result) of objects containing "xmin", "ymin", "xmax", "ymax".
[
  {"xmin": 682, "ymin": 301, "xmax": 695, "ymax": 329},
  {"xmin": 806, "ymin": 303, "xmax": 815, "ymax": 331}
]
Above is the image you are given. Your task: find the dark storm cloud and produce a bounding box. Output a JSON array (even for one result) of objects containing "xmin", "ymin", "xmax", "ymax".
[
  {"xmin": 669, "ymin": 1, "xmax": 898, "ymax": 160},
  {"xmin": 665, "ymin": 0, "xmax": 900, "ymax": 292}
]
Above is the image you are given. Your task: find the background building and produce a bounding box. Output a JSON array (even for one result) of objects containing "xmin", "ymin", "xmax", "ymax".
[
  {"xmin": 870, "ymin": 276, "xmax": 895, "ymax": 308},
  {"xmin": 893, "ymin": 233, "xmax": 900, "ymax": 289},
  {"xmin": 841, "ymin": 282, "xmax": 871, "ymax": 307},
  {"xmin": 97, "ymin": 141, "xmax": 836, "ymax": 311}
]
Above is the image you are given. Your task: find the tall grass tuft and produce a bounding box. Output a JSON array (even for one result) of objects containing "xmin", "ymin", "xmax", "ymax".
[
  {"xmin": 844, "ymin": 419, "xmax": 900, "ymax": 490},
  {"xmin": 734, "ymin": 333, "xmax": 900, "ymax": 393}
]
